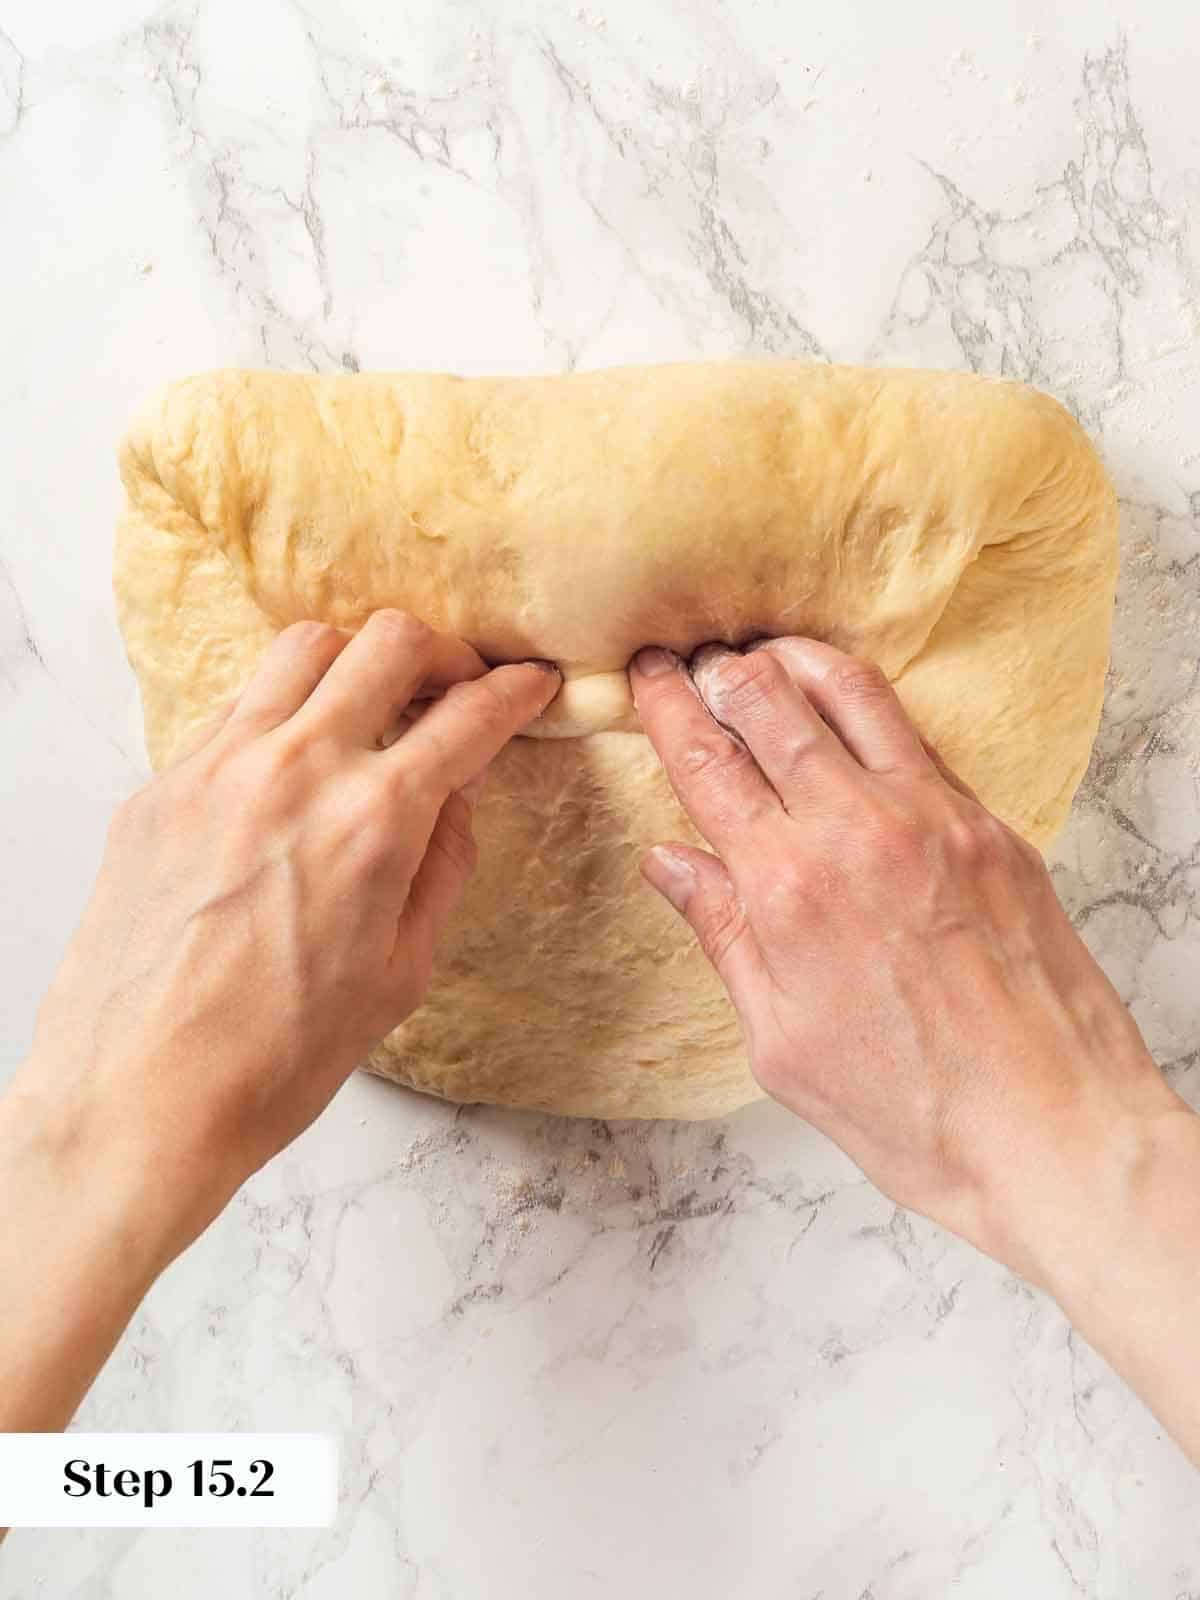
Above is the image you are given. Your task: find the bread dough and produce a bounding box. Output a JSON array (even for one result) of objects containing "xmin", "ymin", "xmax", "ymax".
[{"xmin": 115, "ymin": 362, "xmax": 1119, "ymax": 1120}]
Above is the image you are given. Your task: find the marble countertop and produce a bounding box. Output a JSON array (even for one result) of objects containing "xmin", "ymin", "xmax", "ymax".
[{"xmin": 2, "ymin": 0, "xmax": 1199, "ymax": 1594}]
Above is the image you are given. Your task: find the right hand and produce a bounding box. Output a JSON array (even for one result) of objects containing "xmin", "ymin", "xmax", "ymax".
[{"xmin": 629, "ymin": 636, "xmax": 1188, "ymax": 1279}]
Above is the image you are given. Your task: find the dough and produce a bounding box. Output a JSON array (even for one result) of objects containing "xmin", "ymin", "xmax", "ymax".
[{"xmin": 115, "ymin": 362, "xmax": 1119, "ymax": 1120}]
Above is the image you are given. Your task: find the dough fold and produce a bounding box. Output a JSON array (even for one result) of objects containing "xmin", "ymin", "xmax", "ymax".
[{"xmin": 116, "ymin": 362, "xmax": 1119, "ymax": 1120}]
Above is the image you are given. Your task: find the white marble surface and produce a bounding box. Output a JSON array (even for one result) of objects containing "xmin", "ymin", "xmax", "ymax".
[{"xmin": 2, "ymin": 0, "xmax": 1199, "ymax": 1593}]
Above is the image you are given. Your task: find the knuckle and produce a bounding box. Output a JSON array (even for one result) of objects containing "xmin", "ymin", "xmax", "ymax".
[
  {"xmin": 452, "ymin": 667, "xmax": 539, "ymax": 733},
  {"xmin": 706, "ymin": 650, "xmax": 780, "ymax": 716},
  {"xmin": 829, "ymin": 657, "xmax": 891, "ymax": 703},
  {"xmin": 466, "ymin": 673, "xmax": 513, "ymax": 720},
  {"xmin": 676, "ymin": 732, "xmax": 750, "ymax": 784},
  {"xmin": 761, "ymin": 857, "xmax": 816, "ymax": 913},
  {"xmin": 936, "ymin": 805, "xmax": 1018, "ymax": 874},
  {"xmin": 231, "ymin": 703, "xmax": 285, "ymax": 741},
  {"xmin": 338, "ymin": 780, "xmax": 393, "ymax": 858},
  {"xmin": 754, "ymin": 854, "xmax": 834, "ymax": 938},
  {"xmin": 775, "ymin": 724, "xmax": 826, "ymax": 772},
  {"xmin": 369, "ymin": 608, "xmax": 430, "ymax": 652},
  {"xmin": 379, "ymin": 756, "xmax": 426, "ymax": 810},
  {"xmin": 280, "ymin": 618, "xmax": 340, "ymax": 653},
  {"xmin": 254, "ymin": 724, "xmax": 315, "ymax": 786},
  {"xmin": 108, "ymin": 788, "xmax": 151, "ymax": 843},
  {"xmin": 943, "ymin": 813, "xmax": 985, "ymax": 866}
]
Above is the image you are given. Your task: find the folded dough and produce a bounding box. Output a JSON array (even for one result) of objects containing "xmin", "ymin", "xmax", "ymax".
[{"xmin": 116, "ymin": 363, "xmax": 1118, "ymax": 1120}]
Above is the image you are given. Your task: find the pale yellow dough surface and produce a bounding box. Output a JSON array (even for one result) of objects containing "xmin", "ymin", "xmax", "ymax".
[{"xmin": 115, "ymin": 362, "xmax": 1119, "ymax": 1120}]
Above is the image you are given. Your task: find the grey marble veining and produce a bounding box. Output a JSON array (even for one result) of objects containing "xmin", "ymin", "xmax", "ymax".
[{"xmin": 1, "ymin": 1, "xmax": 1198, "ymax": 1595}]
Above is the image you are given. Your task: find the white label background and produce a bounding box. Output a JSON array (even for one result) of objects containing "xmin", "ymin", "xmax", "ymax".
[{"xmin": 0, "ymin": 1434, "xmax": 338, "ymax": 1527}]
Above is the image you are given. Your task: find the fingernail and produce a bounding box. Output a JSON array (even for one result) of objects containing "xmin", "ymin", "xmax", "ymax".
[
  {"xmin": 689, "ymin": 644, "xmax": 732, "ymax": 703},
  {"xmin": 645, "ymin": 845, "xmax": 696, "ymax": 912},
  {"xmin": 689, "ymin": 642, "xmax": 732, "ymax": 671},
  {"xmin": 684, "ymin": 643, "xmax": 732, "ymax": 700},
  {"xmin": 634, "ymin": 647, "xmax": 678, "ymax": 678},
  {"xmin": 520, "ymin": 660, "xmax": 561, "ymax": 700}
]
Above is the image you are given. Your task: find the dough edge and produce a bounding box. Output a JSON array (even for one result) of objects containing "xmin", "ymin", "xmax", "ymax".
[{"xmin": 114, "ymin": 361, "xmax": 1120, "ymax": 1121}]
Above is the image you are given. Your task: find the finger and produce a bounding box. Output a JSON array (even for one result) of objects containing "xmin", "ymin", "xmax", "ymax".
[
  {"xmin": 390, "ymin": 662, "xmax": 560, "ymax": 802},
  {"xmin": 629, "ymin": 648, "xmax": 780, "ymax": 855},
  {"xmin": 749, "ymin": 637, "xmax": 932, "ymax": 778},
  {"xmin": 300, "ymin": 610, "xmax": 488, "ymax": 748},
  {"xmin": 169, "ymin": 697, "xmax": 238, "ymax": 765},
  {"xmin": 920, "ymin": 736, "xmax": 981, "ymax": 802},
  {"xmin": 687, "ymin": 644, "xmax": 861, "ymax": 813},
  {"xmin": 641, "ymin": 843, "xmax": 764, "ymax": 1001},
  {"xmin": 227, "ymin": 622, "xmax": 350, "ymax": 734},
  {"xmin": 398, "ymin": 789, "xmax": 479, "ymax": 959}
]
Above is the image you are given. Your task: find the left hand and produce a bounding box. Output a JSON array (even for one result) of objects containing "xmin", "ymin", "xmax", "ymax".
[
  {"xmin": 20, "ymin": 611, "xmax": 560, "ymax": 1252},
  {"xmin": 0, "ymin": 609, "xmax": 558, "ymax": 1434}
]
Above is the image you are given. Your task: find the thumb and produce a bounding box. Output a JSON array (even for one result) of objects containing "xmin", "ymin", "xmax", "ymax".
[{"xmin": 641, "ymin": 843, "xmax": 761, "ymax": 1001}]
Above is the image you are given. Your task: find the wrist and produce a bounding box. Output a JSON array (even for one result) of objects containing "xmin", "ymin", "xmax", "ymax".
[
  {"xmin": 4, "ymin": 1056, "xmax": 204, "ymax": 1284},
  {"xmin": 984, "ymin": 1087, "xmax": 1200, "ymax": 1465},
  {"xmin": 975, "ymin": 1077, "xmax": 1200, "ymax": 1300},
  {"xmin": 0, "ymin": 1082, "xmax": 152, "ymax": 1429}
]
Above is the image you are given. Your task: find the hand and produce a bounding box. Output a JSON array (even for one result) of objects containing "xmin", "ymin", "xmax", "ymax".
[
  {"xmin": 0, "ymin": 609, "xmax": 557, "ymax": 1434},
  {"xmin": 630, "ymin": 638, "xmax": 1200, "ymax": 1464},
  {"xmin": 20, "ymin": 610, "xmax": 559, "ymax": 1253},
  {"xmin": 629, "ymin": 637, "xmax": 1188, "ymax": 1279}
]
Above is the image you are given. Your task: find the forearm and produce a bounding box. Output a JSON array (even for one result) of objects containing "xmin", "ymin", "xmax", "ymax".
[
  {"xmin": 0, "ymin": 1068, "xmax": 180, "ymax": 1432},
  {"xmin": 0, "ymin": 623, "xmax": 552, "ymax": 1438},
  {"xmin": 997, "ymin": 1091, "xmax": 1200, "ymax": 1465}
]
